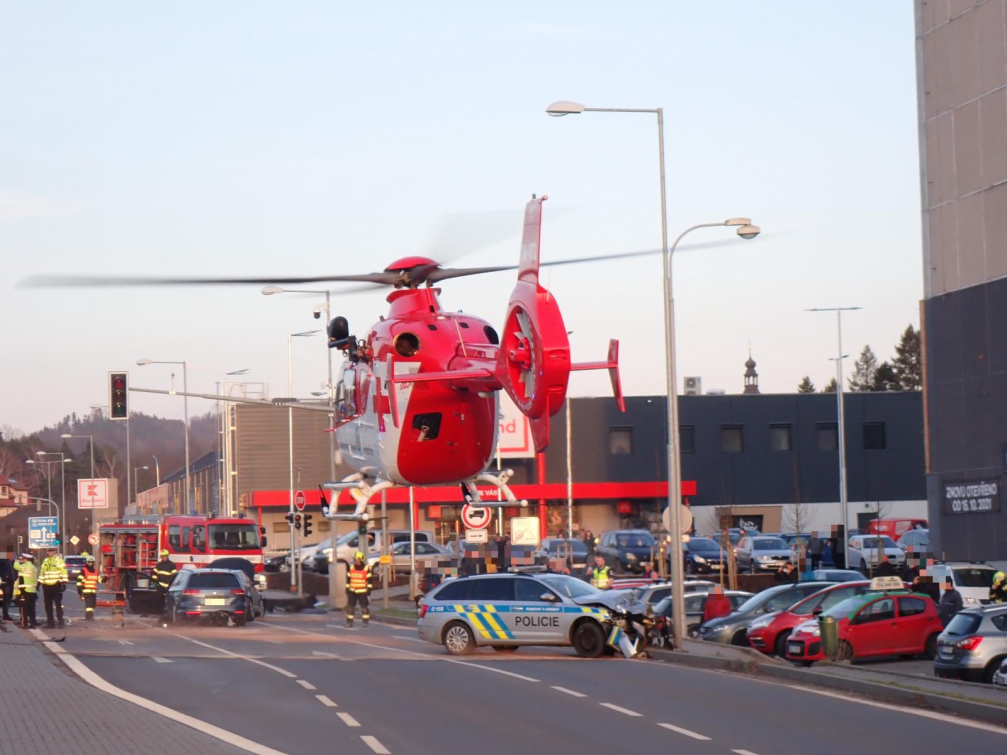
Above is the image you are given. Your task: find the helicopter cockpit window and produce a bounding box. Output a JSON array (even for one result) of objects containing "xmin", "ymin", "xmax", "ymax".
[
  {"xmin": 340, "ymin": 370, "xmax": 356, "ymax": 414},
  {"xmin": 412, "ymin": 413, "xmax": 441, "ymax": 441},
  {"xmin": 484, "ymin": 325, "xmax": 499, "ymax": 345},
  {"xmin": 394, "ymin": 332, "xmax": 420, "ymax": 357}
]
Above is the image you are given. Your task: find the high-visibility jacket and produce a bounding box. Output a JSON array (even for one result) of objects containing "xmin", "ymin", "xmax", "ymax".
[
  {"xmin": 153, "ymin": 559, "xmax": 178, "ymax": 590},
  {"xmin": 13, "ymin": 562, "xmax": 38, "ymax": 594},
  {"xmin": 77, "ymin": 566, "xmax": 99, "ymax": 594},
  {"xmin": 348, "ymin": 564, "xmax": 371, "ymax": 594},
  {"xmin": 39, "ymin": 556, "xmax": 68, "ymax": 586},
  {"xmin": 591, "ymin": 566, "xmax": 612, "ymax": 590}
]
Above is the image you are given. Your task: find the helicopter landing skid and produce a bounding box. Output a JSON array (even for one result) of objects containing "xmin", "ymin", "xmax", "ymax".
[
  {"xmin": 320, "ymin": 474, "xmax": 398, "ymax": 521},
  {"xmin": 461, "ymin": 470, "xmax": 529, "ymax": 509}
]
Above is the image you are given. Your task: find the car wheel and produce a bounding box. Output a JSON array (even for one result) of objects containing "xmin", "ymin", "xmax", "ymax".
[
  {"xmin": 686, "ymin": 562, "xmax": 696, "ymax": 576},
  {"xmin": 748, "ymin": 562, "xmax": 756, "ymax": 575},
  {"xmin": 923, "ymin": 633, "xmax": 939, "ymax": 660},
  {"xmin": 984, "ymin": 657, "xmax": 1006, "ymax": 684},
  {"xmin": 443, "ymin": 621, "xmax": 476, "ymax": 656},
  {"xmin": 838, "ymin": 640, "xmax": 854, "ymax": 662},
  {"xmin": 491, "ymin": 645, "xmax": 519, "ymax": 653},
  {"xmin": 572, "ymin": 620, "xmax": 607, "ymax": 658},
  {"xmin": 773, "ymin": 631, "xmax": 792, "ymax": 658}
]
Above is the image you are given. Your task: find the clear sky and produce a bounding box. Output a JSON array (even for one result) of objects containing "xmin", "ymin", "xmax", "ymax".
[{"xmin": 1, "ymin": 1, "xmax": 922, "ymax": 433}]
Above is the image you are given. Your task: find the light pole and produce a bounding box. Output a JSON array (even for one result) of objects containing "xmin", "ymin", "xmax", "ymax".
[
  {"xmin": 137, "ymin": 359, "xmax": 191, "ymax": 513},
  {"xmin": 806, "ymin": 306, "xmax": 862, "ymax": 570},
  {"xmin": 62, "ymin": 432, "xmax": 97, "ymax": 554},
  {"xmin": 33, "ymin": 452, "xmax": 70, "ymax": 555},
  {"xmin": 134, "ymin": 465, "xmax": 150, "ymax": 506},
  {"xmin": 152, "ymin": 455, "xmax": 160, "ymax": 486},
  {"xmin": 287, "ymin": 329, "xmax": 321, "ymax": 593},
  {"xmin": 220, "ymin": 369, "xmax": 249, "ymax": 516},
  {"xmin": 547, "ymin": 99, "xmax": 760, "ymax": 649}
]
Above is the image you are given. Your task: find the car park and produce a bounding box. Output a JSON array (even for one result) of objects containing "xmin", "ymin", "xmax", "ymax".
[
  {"xmin": 371, "ymin": 541, "xmax": 453, "ymax": 574},
  {"xmin": 595, "ymin": 530, "xmax": 658, "ymax": 575},
  {"xmin": 785, "ymin": 581, "xmax": 941, "ymax": 664},
  {"xmin": 927, "ymin": 563, "xmax": 998, "ymax": 608},
  {"xmin": 713, "ymin": 528, "xmax": 760, "ymax": 548},
  {"xmin": 847, "ymin": 535, "xmax": 904, "ymax": 574},
  {"xmin": 735, "ymin": 536, "xmax": 792, "ymax": 574},
  {"xmin": 163, "ymin": 568, "xmax": 260, "ymax": 626},
  {"xmin": 993, "ymin": 657, "xmax": 1007, "ymax": 687},
  {"xmin": 417, "ymin": 573, "xmax": 613, "ymax": 657},
  {"xmin": 812, "ymin": 569, "xmax": 866, "ymax": 583},
  {"xmin": 896, "ymin": 528, "xmax": 930, "ymax": 554},
  {"xmin": 682, "ymin": 537, "xmax": 727, "ymax": 575},
  {"xmin": 534, "ymin": 538, "xmax": 589, "ymax": 573},
  {"xmin": 747, "ymin": 581, "xmax": 871, "ymax": 656},
  {"xmin": 617, "ymin": 580, "xmax": 718, "ymax": 609},
  {"xmin": 310, "ymin": 530, "xmax": 436, "ymax": 574},
  {"xmin": 933, "ymin": 605, "xmax": 1007, "ymax": 683},
  {"xmin": 697, "ymin": 581, "xmax": 833, "ymax": 646},
  {"xmin": 650, "ymin": 591, "xmax": 753, "ymax": 642}
]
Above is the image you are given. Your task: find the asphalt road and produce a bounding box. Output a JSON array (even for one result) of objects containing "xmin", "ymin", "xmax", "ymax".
[{"xmin": 38, "ymin": 594, "xmax": 1007, "ymax": 755}]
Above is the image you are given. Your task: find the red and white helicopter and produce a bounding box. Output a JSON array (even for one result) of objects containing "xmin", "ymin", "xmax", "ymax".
[{"xmin": 23, "ymin": 196, "xmax": 629, "ymax": 522}]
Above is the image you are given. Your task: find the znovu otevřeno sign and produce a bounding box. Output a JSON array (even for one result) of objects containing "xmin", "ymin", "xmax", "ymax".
[{"xmin": 943, "ymin": 479, "xmax": 1001, "ymax": 514}]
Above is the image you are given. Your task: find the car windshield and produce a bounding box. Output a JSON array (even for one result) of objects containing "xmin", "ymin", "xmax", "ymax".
[
  {"xmin": 208, "ymin": 524, "xmax": 259, "ymax": 551},
  {"xmin": 546, "ymin": 540, "xmax": 588, "ymax": 555},
  {"xmin": 860, "ymin": 536, "xmax": 897, "ymax": 549},
  {"xmin": 187, "ymin": 572, "xmax": 241, "ymax": 589},
  {"xmin": 824, "ymin": 595, "xmax": 873, "ymax": 619},
  {"xmin": 754, "ymin": 538, "xmax": 787, "ymax": 550},
  {"xmin": 953, "ymin": 568, "xmax": 996, "ymax": 588},
  {"xmin": 687, "ymin": 539, "xmax": 719, "ymax": 552},
  {"xmin": 616, "ymin": 533, "xmax": 655, "ymax": 548},
  {"xmin": 735, "ymin": 586, "xmax": 788, "ymax": 614},
  {"xmin": 539, "ymin": 575, "xmax": 601, "ymax": 599},
  {"xmin": 65, "ymin": 557, "xmax": 86, "ymax": 564}
]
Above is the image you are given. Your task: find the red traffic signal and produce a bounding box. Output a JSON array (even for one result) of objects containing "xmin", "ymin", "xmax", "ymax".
[{"xmin": 109, "ymin": 371, "xmax": 129, "ymax": 420}]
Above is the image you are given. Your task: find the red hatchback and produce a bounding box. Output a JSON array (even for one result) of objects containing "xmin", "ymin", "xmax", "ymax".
[
  {"xmin": 786, "ymin": 591, "xmax": 942, "ymax": 664},
  {"xmin": 747, "ymin": 581, "xmax": 871, "ymax": 656}
]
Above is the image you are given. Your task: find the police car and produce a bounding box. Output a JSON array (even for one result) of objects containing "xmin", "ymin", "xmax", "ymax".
[{"xmin": 417, "ymin": 572, "xmax": 613, "ymax": 657}]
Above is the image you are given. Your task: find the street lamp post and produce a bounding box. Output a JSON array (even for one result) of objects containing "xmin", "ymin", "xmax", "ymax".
[
  {"xmin": 152, "ymin": 456, "xmax": 160, "ymax": 486},
  {"xmin": 220, "ymin": 369, "xmax": 249, "ymax": 517},
  {"xmin": 137, "ymin": 359, "xmax": 191, "ymax": 513},
  {"xmin": 134, "ymin": 465, "xmax": 150, "ymax": 507},
  {"xmin": 806, "ymin": 307, "xmax": 862, "ymax": 569},
  {"xmin": 286, "ymin": 330, "xmax": 321, "ymax": 594},
  {"xmin": 33, "ymin": 452, "xmax": 70, "ymax": 555},
  {"xmin": 62, "ymin": 432, "xmax": 96, "ymax": 555},
  {"xmin": 547, "ymin": 99, "xmax": 760, "ymax": 649}
]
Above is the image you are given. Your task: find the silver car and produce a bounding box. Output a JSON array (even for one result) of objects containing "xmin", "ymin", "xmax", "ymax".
[
  {"xmin": 933, "ymin": 605, "xmax": 1007, "ymax": 684},
  {"xmin": 417, "ymin": 573, "xmax": 612, "ymax": 657},
  {"xmin": 736, "ymin": 536, "xmax": 793, "ymax": 573}
]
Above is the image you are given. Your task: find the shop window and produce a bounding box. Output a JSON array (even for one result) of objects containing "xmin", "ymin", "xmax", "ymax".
[
  {"xmin": 816, "ymin": 423, "xmax": 837, "ymax": 451},
  {"xmin": 770, "ymin": 424, "xmax": 792, "ymax": 452},
  {"xmin": 609, "ymin": 427, "xmax": 633, "ymax": 455},
  {"xmin": 721, "ymin": 426, "xmax": 743, "ymax": 453},
  {"xmin": 680, "ymin": 425, "xmax": 695, "ymax": 454}
]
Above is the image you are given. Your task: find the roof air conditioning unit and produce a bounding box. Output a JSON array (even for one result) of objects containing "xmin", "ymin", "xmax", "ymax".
[{"xmin": 683, "ymin": 376, "xmax": 702, "ymax": 396}]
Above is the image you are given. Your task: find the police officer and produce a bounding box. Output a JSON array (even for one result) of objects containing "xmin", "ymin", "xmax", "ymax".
[
  {"xmin": 153, "ymin": 550, "xmax": 178, "ymax": 624},
  {"xmin": 346, "ymin": 551, "xmax": 372, "ymax": 628},
  {"xmin": 588, "ymin": 554, "xmax": 612, "ymax": 589},
  {"xmin": 38, "ymin": 546, "xmax": 68, "ymax": 628},
  {"xmin": 990, "ymin": 571, "xmax": 1007, "ymax": 604},
  {"xmin": 13, "ymin": 552, "xmax": 38, "ymax": 629},
  {"xmin": 76, "ymin": 555, "xmax": 100, "ymax": 621}
]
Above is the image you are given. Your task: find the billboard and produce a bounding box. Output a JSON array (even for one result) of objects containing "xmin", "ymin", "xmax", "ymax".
[
  {"xmin": 78, "ymin": 478, "xmax": 110, "ymax": 509},
  {"xmin": 497, "ymin": 393, "xmax": 533, "ymax": 459}
]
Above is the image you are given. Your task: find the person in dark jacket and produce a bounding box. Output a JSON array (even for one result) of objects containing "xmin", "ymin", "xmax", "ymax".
[
  {"xmin": 938, "ymin": 578, "xmax": 963, "ymax": 627},
  {"xmin": 807, "ymin": 536, "xmax": 823, "ymax": 570},
  {"xmin": 774, "ymin": 561, "xmax": 799, "ymax": 584},
  {"xmin": 0, "ymin": 554, "xmax": 14, "ymax": 622},
  {"xmin": 913, "ymin": 574, "xmax": 941, "ymax": 604},
  {"xmin": 874, "ymin": 554, "xmax": 898, "ymax": 577}
]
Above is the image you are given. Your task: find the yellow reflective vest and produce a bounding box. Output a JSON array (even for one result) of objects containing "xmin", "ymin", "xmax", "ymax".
[
  {"xmin": 77, "ymin": 566, "xmax": 99, "ymax": 594},
  {"xmin": 591, "ymin": 566, "xmax": 612, "ymax": 589},
  {"xmin": 348, "ymin": 564, "xmax": 371, "ymax": 594},
  {"xmin": 39, "ymin": 556, "xmax": 68, "ymax": 586},
  {"xmin": 13, "ymin": 561, "xmax": 38, "ymax": 594}
]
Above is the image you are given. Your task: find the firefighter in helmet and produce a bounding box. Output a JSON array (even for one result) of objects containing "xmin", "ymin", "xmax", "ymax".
[
  {"xmin": 153, "ymin": 549, "xmax": 178, "ymax": 624},
  {"xmin": 346, "ymin": 551, "xmax": 372, "ymax": 628},
  {"xmin": 76, "ymin": 555, "xmax": 100, "ymax": 621}
]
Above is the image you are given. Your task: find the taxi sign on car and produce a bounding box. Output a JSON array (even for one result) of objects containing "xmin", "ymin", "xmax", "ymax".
[{"xmin": 869, "ymin": 576, "xmax": 904, "ymax": 591}]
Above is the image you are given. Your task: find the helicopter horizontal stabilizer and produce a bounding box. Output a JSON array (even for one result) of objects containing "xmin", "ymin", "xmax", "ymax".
[
  {"xmin": 517, "ymin": 195, "xmax": 546, "ymax": 285},
  {"xmin": 570, "ymin": 339, "xmax": 625, "ymax": 412}
]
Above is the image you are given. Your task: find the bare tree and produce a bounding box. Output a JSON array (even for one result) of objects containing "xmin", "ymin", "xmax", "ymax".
[{"xmin": 864, "ymin": 500, "xmax": 891, "ymax": 577}]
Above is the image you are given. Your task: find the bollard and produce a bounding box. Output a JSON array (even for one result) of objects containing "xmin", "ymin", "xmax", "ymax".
[{"xmin": 819, "ymin": 614, "xmax": 838, "ymax": 660}]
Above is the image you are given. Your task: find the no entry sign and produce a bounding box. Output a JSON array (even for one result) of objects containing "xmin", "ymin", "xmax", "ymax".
[{"xmin": 461, "ymin": 504, "xmax": 492, "ymax": 530}]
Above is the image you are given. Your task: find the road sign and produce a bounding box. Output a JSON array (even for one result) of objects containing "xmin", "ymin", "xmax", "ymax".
[
  {"xmin": 69, "ymin": 536, "xmax": 80, "ymax": 546},
  {"xmin": 379, "ymin": 554, "xmax": 392, "ymax": 564},
  {"xmin": 87, "ymin": 533, "xmax": 99, "ymax": 546},
  {"xmin": 28, "ymin": 517, "xmax": 58, "ymax": 549},
  {"xmin": 461, "ymin": 504, "xmax": 492, "ymax": 530},
  {"xmin": 294, "ymin": 490, "xmax": 306, "ymax": 511},
  {"xmin": 510, "ymin": 517, "xmax": 540, "ymax": 546},
  {"xmin": 465, "ymin": 528, "xmax": 489, "ymax": 544},
  {"xmin": 662, "ymin": 503, "xmax": 694, "ymax": 535},
  {"xmin": 78, "ymin": 479, "xmax": 110, "ymax": 509}
]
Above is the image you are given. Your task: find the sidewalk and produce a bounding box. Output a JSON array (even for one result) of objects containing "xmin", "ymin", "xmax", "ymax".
[{"xmin": 0, "ymin": 622, "xmax": 250, "ymax": 755}]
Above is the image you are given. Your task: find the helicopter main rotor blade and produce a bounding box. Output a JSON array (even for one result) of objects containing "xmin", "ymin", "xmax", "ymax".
[{"xmin": 18, "ymin": 271, "xmax": 401, "ymax": 289}]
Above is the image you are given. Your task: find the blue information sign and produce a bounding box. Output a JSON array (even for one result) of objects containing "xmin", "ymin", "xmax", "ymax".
[{"xmin": 28, "ymin": 517, "xmax": 58, "ymax": 549}]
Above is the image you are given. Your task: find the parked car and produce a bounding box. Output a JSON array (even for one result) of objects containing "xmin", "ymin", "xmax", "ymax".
[
  {"xmin": 595, "ymin": 530, "xmax": 658, "ymax": 575},
  {"xmin": 713, "ymin": 528, "xmax": 760, "ymax": 547},
  {"xmin": 847, "ymin": 535, "xmax": 904, "ymax": 574},
  {"xmin": 786, "ymin": 588, "xmax": 941, "ymax": 664},
  {"xmin": 933, "ymin": 605, "xmax": 1007, "ymax": 683},
  {"xmin": 735, "ymin": 536, "xmax": 792, "ymax": 574},
  {"xmin": 651, "ymin": 590, "xmax": 753, "ymax": 643},
  {"xmin": 864, "ymin": 518, "xmax": 928, "ymax": 538},
  {"xmin": 682, "ymin": 537, "xmax": 727, "ymax": 575},
  {"xmin": 697, "ymin": 581, "xmax": 833, "ymax": 646},
  {"xmin": 927, "ymin": 563, "xmax": 998, "ymax": 608},
  {"xmin": 812, "ymin": 569, "xmax": 869, "ymax": 583},
  {"xmin": 263, "ymin": 550, "xmax": 290, "ymax": 573},
  {"xmin": 369, "ymin": 541, "xmax": 453, "ymax": 574},
  {"xmin": 747, "ymin": 581, "xmax": 871, "ymax": 656},
  {"xmin": 209, "ymin": 557, "xmax": 266, "ymax": 591},
  {"xmin": 992, "ymin": 657, "xmax": 1007, "ymax": 687},
  {"xmin": 617, "ymin": 580, "xmax": 718, "ymax": 609},
  {"xmin": 896, "ymin": 528, "xmax": 930, "ymax": 554},
  {"xmin": 163, "ymin": 568, "xmax": 260, "ymax": 626},
  {"xmin": 64, "ymin": 555, "xmax": 87, "ymax": 583},
  {"xmin": 534, "ymin": 538, "xmax": 589, "ymax": 573},
  {"xmin": 310, "ymin": 530, "xmax": 436, "ymax": 574},
  {"xmin": 780, "ymin": 533, "xmax": 810, "ymax": 549}
]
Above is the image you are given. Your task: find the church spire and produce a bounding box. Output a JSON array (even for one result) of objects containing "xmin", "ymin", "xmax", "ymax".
[{"xmin": 743, "ymin": 350, "xmax": 760, "ymax": 395}]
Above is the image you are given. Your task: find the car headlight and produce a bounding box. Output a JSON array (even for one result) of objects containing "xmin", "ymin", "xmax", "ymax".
[
  {"xmin": 708, "ymin": 623, "xmax": 729, "ymax": 634},
  {"xmin": 757, "ymin": 555, "xmax": 774, "ymax": 561},
  {"xmin": 693, "ymin": 555, "xmax": 707, "ymax": 564},
  {"xmin": 964, "ymin": 596, "xmax": 980, "ymax": 606},
  {"xmin": 625, "ymin": 553, "xmax": 637, "ymax": 561},
  {"xmin": 809, "ymin": 625, "xmax": 821, "ymax": 637}
]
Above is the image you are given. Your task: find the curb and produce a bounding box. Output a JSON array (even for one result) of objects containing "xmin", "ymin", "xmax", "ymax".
[
  {"xmin": 371, "ymin": 613, "xmax": 419, "ymax": 628},
  {"xmin": 649, "ymin": 648, "xmax": 1007, "ymax": 728}
]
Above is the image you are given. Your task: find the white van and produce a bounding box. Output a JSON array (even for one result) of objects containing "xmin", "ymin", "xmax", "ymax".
[{"xmin": 928, "ymin": 563, "xmax": 998, "ymax": 607}]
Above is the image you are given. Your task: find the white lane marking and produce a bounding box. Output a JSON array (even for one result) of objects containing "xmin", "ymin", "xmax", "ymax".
[
  {"xmin": 315, "ymin": 694, "xmax": 338, "ymax": 708},
  {"xmin": 360, "ymin": 735, "xmax": 390, "ymax": 754},
  {"xmin": 551, "ymin": 686, "xmax": 587, "ymax": 698},
  {"xmin": 152, "ymin": 657, "xmax": 173, "ymax": 664},
  {"xmin": 392, "ymin": 635, "xmax": 424, "ymax": 643},
  {"xmin": 659, "ymin": 723, "xmax": 712, "ymax": 741},
  {"xmin": 325, "ymin": 624, "xmax": 355, "ymax": 631},
  {"xmin": 337, "ymin": 712, "xmax": 361, "ymax": 727},
  {"xmin": 47, "ymin": 647, "xmax": 290, "ymax": 755},
  {"xmin": 312, "ymin": 651, "xmax": 339, "ymax": 658},
  {"xmin": 447, "ymin": 661, "xmax": 539, "ymax": 682},
  {"xmin": 732, "ymin": 750, "xmax": 760, "ymax": 755},
  {"xmin": 175, "ymin": 634, "xmax": 297, "ymax": 678},
  {"xmin": 296, "ymin": 679, "xmax": 316, "ymax": 690},
  {"xmin": 600, "ymin": 703, "xmax": 642, "ymax": 717},
  {"xmin": 118, "ymin": 640, "xmax": 135, "ymax": 646}
]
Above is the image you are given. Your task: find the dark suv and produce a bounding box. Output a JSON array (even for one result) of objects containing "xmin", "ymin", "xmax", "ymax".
[{"xmin": 596, "ymin": 530, "xmax": 657, "ymax": 575}]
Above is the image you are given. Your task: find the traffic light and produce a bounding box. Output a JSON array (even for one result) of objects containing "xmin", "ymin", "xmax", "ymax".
[
  {"xmin": 294, "ymin": 513, "xmax": 302, "ymax": 531},
  {"xmin": 303, "ymin": 514, "xmax": 313, "ymax": 537},
  {"xmin": 284, "ymin": 512, "xmax": 294, "ymax": 528},
  {"xmin": 109, "ymin": 371, "xmax": 129, "ymax": 420},
  {"xmin": 358, "ymin": 521, "xmax": 367, "ymax": 536}
]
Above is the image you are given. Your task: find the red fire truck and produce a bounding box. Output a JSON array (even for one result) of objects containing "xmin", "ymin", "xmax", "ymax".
[{"xmin": 97, "ymin": 515, "xmax": 266, "ymax": 611}]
